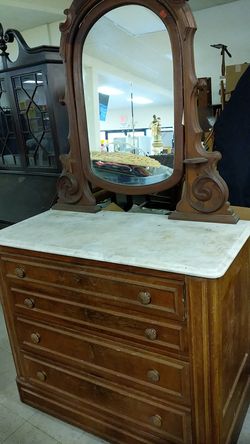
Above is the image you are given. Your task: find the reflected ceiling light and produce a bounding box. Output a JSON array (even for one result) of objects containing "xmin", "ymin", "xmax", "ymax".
[
  {"xmin": 23, "ymin": 80, "xmax": 43, "ymax": 84},
  {"xmin": 165, "ymin": 53, "xmax": 173, "ymax": 60},
  {"xmin": 98, "ymin": 86, "xmax": 123, "ymax": 95},
  {"xmin": 129, "ymin": 96, "xmax": 153, "ymax": 105}
]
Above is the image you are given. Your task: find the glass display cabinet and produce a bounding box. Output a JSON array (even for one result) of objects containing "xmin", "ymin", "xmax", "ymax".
[{"xmin": 0, "ymin": 24, "xmax": 68, "ymax": 227}]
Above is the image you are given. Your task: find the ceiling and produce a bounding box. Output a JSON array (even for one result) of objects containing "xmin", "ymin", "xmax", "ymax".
[
  {"xmin": 0, "ymin": 0, "xmax": 70, "ymax": 31},
  {"xmin": 83, "ymin": 8, "xmax": 174, "ymax": 110},
  {"xmin": 189, "ymin": 0, "xmax": 236, "ymax": 10},
  {"xmin": 0, "ymin": 0, "xmax": 238, "ymax": 31}
]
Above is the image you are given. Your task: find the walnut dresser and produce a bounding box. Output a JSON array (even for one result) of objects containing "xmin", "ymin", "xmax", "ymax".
[{"xmin": 0, "ymin": 210, "xmax": 249, "ymax": 444}]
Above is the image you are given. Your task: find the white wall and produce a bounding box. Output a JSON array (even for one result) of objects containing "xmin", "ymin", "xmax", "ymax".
[
  {"xmin": 194, "ymin": 0, "xmax": 250, "ymax": 103},
  {"xmin": 103, "ymin": 105, "xmax": 174, "ymax": 131},
  {"xmin": 47, "ymin": 21, "xmax": 62, "ymax": 46},
  {"xmin": 8, "ymin": 22, "xmax": 60, "ymax": 62},
  {"xmin": 23, "ymin": 24, "xmax": 51, "ymax": 46}
]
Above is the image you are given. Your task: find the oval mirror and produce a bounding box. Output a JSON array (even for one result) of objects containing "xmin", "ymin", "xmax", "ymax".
[{"xmin": 82, "ymin": 5, "xmax": 175, "ymax": 187}]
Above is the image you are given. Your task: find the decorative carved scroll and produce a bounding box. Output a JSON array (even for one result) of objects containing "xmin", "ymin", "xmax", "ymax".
[
  {"xmin": 170, "ymin": 153, "xmax": 238, "ymax": 222},
  {"xmin": 56, "ymin": 155, "xmax": 80, "ymax": 204},
  {"xmin": 54, "ymin": 153, "xmax": 98, "ymax": 212}
]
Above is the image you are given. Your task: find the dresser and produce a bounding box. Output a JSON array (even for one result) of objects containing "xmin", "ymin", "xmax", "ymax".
[{"xmin": 0, "ymin": 210, "xmax": 249, "ymax": 444}]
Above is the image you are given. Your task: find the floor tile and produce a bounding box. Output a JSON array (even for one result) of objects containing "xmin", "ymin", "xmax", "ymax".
[
  {"xmin": 238, "ymin": 434, "xmax": 250, "ymax": 444},
  {"xmin": 0, "ymin": 404, "xmax": 25, "ymax": 443},
  {"xmin": 0, "ymin": 324, "xmax": 8, "ymax": 343},
  {"xmin": 29, "ymin": 410, "xmax": 107, "ymax": 444},
  {"xmin": 0, "ymin": 384, "xmax": 37, "ymax": 421},
  {"xmin": 3, "ymin": 422, "xmax": 60, "ymax": 444},
  {"xmin": 0, "ymin": 311, "xmax": 9, "ymax": 347},
  {"xmin": 238, "ymin": 409, "xmax": 250, "ymax": 443},
  {"xmin": 0, "ymin": 370, "xmax": 17, "ymax": 395},
  {"xmin": 0, "ymin": 334, "xmax": 11, "ymax": 352},
  {"xmin": 0, "ymin": 348, "xmax": 16, "ymax": 375}
]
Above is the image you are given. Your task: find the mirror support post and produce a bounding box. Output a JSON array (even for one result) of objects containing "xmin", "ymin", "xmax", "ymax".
[{"xmin": 167, "ymin": 3, "xmax": 239, "ymax": 224}]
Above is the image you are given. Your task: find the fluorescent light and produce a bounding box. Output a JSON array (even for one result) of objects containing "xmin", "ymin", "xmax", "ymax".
[
  {"xmin": 23, "ymin": 80, "xmax": 43, "ymax": 84},
  {"xmin": 98, "ymin": 86, "xmax": 123, "ymax": 95},
  {"xmin": 129, "ymin": 96, "xmax": 153, "ymax": 105}
]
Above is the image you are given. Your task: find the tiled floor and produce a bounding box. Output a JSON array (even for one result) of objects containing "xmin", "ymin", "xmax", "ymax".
[{"xmin": 0, "ymin": 304, "xmax": 249, "ymax": 444}]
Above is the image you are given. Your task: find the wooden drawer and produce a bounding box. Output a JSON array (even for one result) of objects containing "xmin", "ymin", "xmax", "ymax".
[
  {"xmin": 3, "ymin": 255, "xmax": 186, "ymax": 322},
  {"xmin": 16, "ymin": 316, "xmax": 191, "ymax": 404},
  {"xmin": 11, "ymin": 286, "xmax": 188, "ymax": 356},
  {"xmin": 21, "ymin": 353, "xmax": 192, "ymax": 444}
]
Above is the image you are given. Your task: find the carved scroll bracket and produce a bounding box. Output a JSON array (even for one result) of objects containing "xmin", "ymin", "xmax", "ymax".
[
  {"xmin": 53, "ymin": 154, "xmax": 100, "ymax": 213},
  {"xmin": 170, "ymin": 153, "xmax": 239, "ymax": 223}
]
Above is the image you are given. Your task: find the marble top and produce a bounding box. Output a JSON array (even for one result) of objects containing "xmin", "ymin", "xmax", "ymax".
[{"xmin": 0, "ymin": 209, "xmax": 249, "ymax": 279}]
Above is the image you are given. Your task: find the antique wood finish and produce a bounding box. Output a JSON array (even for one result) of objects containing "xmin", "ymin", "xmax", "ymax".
[
  {"xmin": 55, "ymin": 0, "xmax": 238, "ymax": 223},
  {"xmin": 187, "ymin": 241, "xmax": 250, "ymax": 443},
  {"xmin": 0, "ymin": 243, "xmax": 249, "ymax": 444}
]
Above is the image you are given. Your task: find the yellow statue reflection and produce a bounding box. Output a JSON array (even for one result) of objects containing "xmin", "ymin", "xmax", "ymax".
[{"xmin": 151, "ymin": 114, "xmax": 163, "ymax": 154}]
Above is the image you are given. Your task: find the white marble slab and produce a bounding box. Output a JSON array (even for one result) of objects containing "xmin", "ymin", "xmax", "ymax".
[{"xmin": 0, "ymin": 209, "xmax": 249, "ymax": 279}]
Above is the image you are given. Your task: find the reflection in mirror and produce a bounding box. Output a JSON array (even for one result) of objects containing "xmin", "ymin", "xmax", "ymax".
[{"xmin": 83, "ymin": 5, "xmax": 174, "ymax": 186}]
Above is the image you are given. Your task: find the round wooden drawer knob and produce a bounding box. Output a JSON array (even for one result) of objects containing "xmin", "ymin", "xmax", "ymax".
[
  {"xmin": 24, "ymin": 298, "xmax": 35, "ymax": 309},
  {"xmin": 31, "ymin": 333, "xmax": 41, "ymax": 344},
  {"xmin": 36, "ymin": 371, "xmax": 47, "ymax": 382},
  {"xmin": 144, "ymin": 328, "xmax": 157, "ymax": 340},
  {"xmin": 15, "ymin": 267, "xmax": 25, "ymax": 278},
  {"xmin": 150, "ymin": 414, "xmax": 162, "ymax": 428},
  {"xmin": 138, "ymin": 291, "xmax": 151, "ymax": 305},
  {"xmin": 147, "ymin": 369, "xmax": 160, "ymax": 383}
]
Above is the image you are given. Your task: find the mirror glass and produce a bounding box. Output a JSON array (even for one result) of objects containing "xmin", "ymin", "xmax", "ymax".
[{"xmin": 82, "ymin": 5, "xmax": 174, "ymax": 186}]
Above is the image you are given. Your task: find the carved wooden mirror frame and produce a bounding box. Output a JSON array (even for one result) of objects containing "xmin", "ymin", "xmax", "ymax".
[{"xmin": 55, "ymin": 0, "xmax": 239, "ymax": 223}]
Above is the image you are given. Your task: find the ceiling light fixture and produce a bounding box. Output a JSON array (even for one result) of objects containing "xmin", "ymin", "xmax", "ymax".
[
  {"xmin": 98, "ymin": 86, "xmax": 123, "ymax": 95},
  {"xmin": 23, "ymin": 80, "xmax": 43, "ymax": 84},
  {"xmin": 129, "ymin": 96, "xmax": 153, "ymax": 105}
]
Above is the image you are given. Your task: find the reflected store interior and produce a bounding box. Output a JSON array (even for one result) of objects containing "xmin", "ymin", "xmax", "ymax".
[{"xmin": 83, "ymin": 5, "xmax": 175, "ymax": 187}]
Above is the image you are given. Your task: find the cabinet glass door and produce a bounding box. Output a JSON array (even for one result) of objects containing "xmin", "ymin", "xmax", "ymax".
[
  {"xmin": 0, "ymin": 77, "xmax": 20, "ymax": 167},
  {"xmin": 13, "ymin": 70, "xmax": 56, "ymax": 169}
]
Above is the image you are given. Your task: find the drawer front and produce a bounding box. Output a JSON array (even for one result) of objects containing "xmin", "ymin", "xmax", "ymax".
[
  {"xmin": 22, "ymin": 353, "xmax": 192, "ymax": 444},
  {"xmin": 3, "ymin": 256, "xmax": 186, "ymax": 321},
  {"xmin": 16, "ymin": 316, "xmax": 191, "ymax": 404},
  {"xmin": 11, "ymin": 287, "xmax": 188, "ymax": 355}
]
